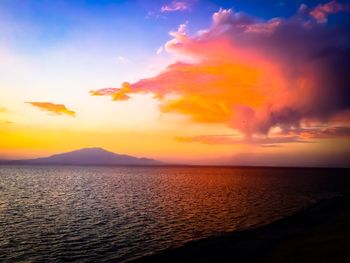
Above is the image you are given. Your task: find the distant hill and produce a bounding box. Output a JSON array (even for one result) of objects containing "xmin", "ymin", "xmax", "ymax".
[{"xmin": 1, "ymin": 148, "xmax": 163, "ymax": 166}]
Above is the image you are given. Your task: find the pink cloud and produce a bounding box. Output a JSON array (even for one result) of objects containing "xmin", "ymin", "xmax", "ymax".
[
  {"xmin": 310, "ymin": 0, "xmax": 348, "ymax": 23},
  {"xmin": 281, "ymin": 126, "xmax": 350, "ymax": 139},
  {"xmin": 161, "ymin": 1, "xmax": 189, "ymax": 13}
]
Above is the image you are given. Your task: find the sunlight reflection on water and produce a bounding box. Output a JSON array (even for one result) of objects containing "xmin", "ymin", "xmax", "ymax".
[{"xmin": 0, "ymin": 166, "xmax": 349, "ymax": 262}]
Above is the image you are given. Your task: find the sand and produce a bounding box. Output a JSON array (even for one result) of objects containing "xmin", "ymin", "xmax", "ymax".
[{"xmin": 132, "ymin": 193, "xmax": 350, "ymax": 263}]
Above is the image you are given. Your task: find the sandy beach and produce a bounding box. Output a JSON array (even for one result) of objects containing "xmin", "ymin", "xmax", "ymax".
[{"xmin": 132, "ymin": 193, "xmax": 350, "ymax": 263}]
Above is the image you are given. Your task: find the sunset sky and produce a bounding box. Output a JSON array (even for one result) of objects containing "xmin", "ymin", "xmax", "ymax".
[{"xmin": 1, "ymin": 0, "xmax": 349, "ymax": 166}]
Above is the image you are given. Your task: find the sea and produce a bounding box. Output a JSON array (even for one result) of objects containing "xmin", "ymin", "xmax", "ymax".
[{"xmin": 0, "ymin": 166, "xmax": 349, "ymax": 262}]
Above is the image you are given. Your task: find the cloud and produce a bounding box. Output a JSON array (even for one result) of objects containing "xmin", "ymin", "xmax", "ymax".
[
  {"xmin": 309, "ymin": 0, "xmax": 348, "ymax": 23},
  {"xmin": 175, "ymin": 134, "xmax": 304, "ymax": 146},
  {"xmin": 90, "ymin": 87, "xmax": 130, "ymax": 101},
  {"xmin": 331, "ymin": 110, "xmax": 350, "ymax": 123},
  {"xmin": 156, "ymin": 46, "xmax": 163, "ymax": 55},
  {"xmin": 161, "ymin": 1, "xmax": 189, "ymax": 13},
  {"xmin": 281, "ymin": 126, "xmax": 350, "ymax": 139},
  {"xmin": 26, "ymin": 102, "xmax": 76, "ymax": 117},
  {"xmin": 116, "ymin": 56, "xmax": 131, "ymax": 64},
  {"xmin": 0, "ymin": 107, "xmax": 7, "ymax": 113},
  {"xmin": 91, "ymin": 1, "xmax": 350, "ymax": 141},
  {"xmin": 1, "ymin": 120, "xmax": 12, "ymax": 125},
  {"xmin": 0, "ymin": 119, "xmax": 12, "ymax": 126},
  {"xmin": 176, "ymin": 126, "xmax": 350, "ymax": 146}
]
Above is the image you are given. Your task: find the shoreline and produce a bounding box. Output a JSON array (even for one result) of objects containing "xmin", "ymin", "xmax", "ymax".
[{"xmin": 131, "ymin": 193, "xmax": 350, "ymax": 262}]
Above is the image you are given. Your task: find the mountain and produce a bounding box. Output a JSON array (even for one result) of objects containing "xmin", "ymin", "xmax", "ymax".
[{"xmin": 3, "ymin": 148, "xmax": 163, "ymax": 166}]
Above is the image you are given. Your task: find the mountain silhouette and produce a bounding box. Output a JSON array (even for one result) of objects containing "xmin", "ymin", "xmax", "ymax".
[{"xmin": 3, "ymin": 148, "xmax": 162, "ymax": 166}]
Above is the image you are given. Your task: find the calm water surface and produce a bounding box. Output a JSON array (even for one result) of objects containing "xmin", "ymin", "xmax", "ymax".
[{"xmin": 0, "ymin": 166, "xmax": 349, "ymax": 262}]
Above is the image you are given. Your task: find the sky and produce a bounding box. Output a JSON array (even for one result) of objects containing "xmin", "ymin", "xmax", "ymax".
[{"xmin": 0, "ymin": 0, "xmax": 349, "ymax": 167}]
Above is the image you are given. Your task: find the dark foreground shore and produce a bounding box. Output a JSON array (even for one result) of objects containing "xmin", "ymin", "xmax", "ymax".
[{"xmin": 132, "ymin": 193, "xmax": 350, "ymax": 263}]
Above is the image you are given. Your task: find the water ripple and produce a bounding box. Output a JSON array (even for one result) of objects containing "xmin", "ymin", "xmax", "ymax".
[{"xmin": 0, "ymin": 166, "xmax": 349, "ymax": 262}]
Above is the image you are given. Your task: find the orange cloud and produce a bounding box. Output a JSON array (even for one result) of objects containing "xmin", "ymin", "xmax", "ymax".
[
  {"xmin": 26, "ymin": 102, "xmax": 76, "ymax": 117},
  {"xmin": 91, "ymin": 3, "xmax": 350, "ymax": 142},
  {"xmin": 90, "ymin": 87, "xmax": 130, "ymax": 101}
]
